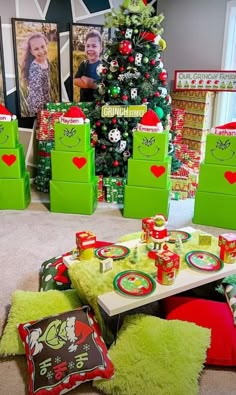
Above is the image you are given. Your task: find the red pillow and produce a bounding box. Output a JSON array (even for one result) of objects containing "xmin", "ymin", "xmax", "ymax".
[{"xmin": 162, "ymin": 296, "xmax": 236, "ymax": 366}]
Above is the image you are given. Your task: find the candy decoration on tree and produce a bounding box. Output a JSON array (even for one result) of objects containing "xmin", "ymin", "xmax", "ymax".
[
  {"xmin": 96, "ymin": 64, "xmax": 108, "ymax": 76},
  {"xmin": 137, "ymin": 109, "xmax": 163, "ymax": 132},
  {"xmin": 118, "ymin": 40, "xmax": 132, "ymax": 55},
  {"xmin": 108, "ymin": 128, "xmax": 121, "ymax": 143}
]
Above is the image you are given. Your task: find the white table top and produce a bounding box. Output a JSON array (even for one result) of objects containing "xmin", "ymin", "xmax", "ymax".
[{"xmin": 98, "ymin": 227, "xmax": 236, "ymax": 316}]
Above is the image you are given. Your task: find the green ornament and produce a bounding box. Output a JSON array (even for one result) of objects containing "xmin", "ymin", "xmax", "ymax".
[
  {"xmin": 107, "ymin": 73, "xmax": 113, "ymax": 80},
  {"xmin": 109, "ymin": 86, "xmax": 121, "ymax": 98},
  {"xmin": 123, "ymin": 132, "xmax": 129, "ymax": 138},
  {"xmin": 133, "ymin": 28, "xmax": 139, "ymax": 34},
  {"xmin": 101, "ymin": 125, "xmax": 108, "ymax": 132},
  {"xmin": 145, "ymin": 44, "xmax": 150, "ymax": 50},
  {"xmin": 154, "ymin": 106, "xmax": 164, "ymax": 119},
  {"xmin": 143, "ymin": 56, "xmax": 149, "ymax": 64}
]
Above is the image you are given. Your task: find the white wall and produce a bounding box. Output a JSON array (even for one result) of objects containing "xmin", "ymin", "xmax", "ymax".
[{"xmin": 157, "ymin": 0, "xmax": 228, "ymax": 87}]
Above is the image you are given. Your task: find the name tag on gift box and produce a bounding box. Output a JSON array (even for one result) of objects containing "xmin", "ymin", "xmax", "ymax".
[{"xmin": 100, "ymin": 258, "xmax": 113, "ymax": 273}]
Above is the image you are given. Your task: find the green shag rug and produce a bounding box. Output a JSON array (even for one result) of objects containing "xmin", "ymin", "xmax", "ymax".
[{"xmin": 93, "ymin": 314, "xmax": 211, "ymax": 395}]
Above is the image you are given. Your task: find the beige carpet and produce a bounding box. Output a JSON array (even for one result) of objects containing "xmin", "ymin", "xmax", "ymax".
[{"xmin": 0, "ymin": 187, "xmax": 236, "ymax": 395}]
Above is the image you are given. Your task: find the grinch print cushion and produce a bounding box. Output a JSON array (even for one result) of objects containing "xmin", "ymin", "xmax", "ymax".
[{"xmin": 18, "ymin": 306, "xmax": 114, "ymax": 395}]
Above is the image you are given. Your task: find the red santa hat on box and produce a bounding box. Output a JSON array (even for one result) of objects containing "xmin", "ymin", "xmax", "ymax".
[
  {"xmin": 137, "ymin": 109, "xmax": 163, "ymax": 133},
  {"xmin": 60, "ymin": 106, "xmax": 89, "ymax": 125},
  {"xmin": 0, "ymin": 104, "xmax": 16, "ymax": 121}
]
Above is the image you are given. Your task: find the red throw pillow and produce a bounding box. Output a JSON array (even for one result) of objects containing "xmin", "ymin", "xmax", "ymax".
[{"xmin": 162, "ymin": 296, "xmax": 236, "ymax": 366}]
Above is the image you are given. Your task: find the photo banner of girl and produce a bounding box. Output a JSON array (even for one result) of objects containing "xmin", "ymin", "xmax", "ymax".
[
  {"xmin": 71, "ymin": 23, "xmax": 110, "ymax": 103},
  {"xmin": 12, "ymin": 18, "xmax": 61, "ymax": 118},
  {"xmin": 0, "ymin": 17, "xmax": 6, "ymax": 106}
]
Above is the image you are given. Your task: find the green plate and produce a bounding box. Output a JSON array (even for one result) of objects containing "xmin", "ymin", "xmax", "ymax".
[
  {"xmin": 185, "ymin": 250, "xmax": 224, "ymax": 272},
  {"xmin": 95, "ymin": 244, "xmax": 130, "ymax": 260},
  {"xmin": 113, "ymin": 270, "xmax": 156, "ymax": 297}
]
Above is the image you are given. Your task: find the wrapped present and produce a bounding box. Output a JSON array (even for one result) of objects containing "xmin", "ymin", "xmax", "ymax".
[
  {"xmin": 36, "ymin": 110, "xmax": 63, "ymax": 140},
  {"xmin": 182, "ymin": 127, "xmax": 209, "ymax": 142},
  {"xmin": 103, "ymin": 177, "xmax": 126, "ymax": 203},
  {"xmin": 155, "ymin": 249, "xmax": 180, "ymax": 285},
  {"xmin": 76, "ymin": 231, "xmax": 96, "ymax": 250},
  {"xmin": 172, "ymin": 99, "xmax": 214, "ymax": 116},
  {"xmin": 218, "ymin": 233, "xmax": 236, "ymax": 251},
  {"xmin": 181, "ymin": 138, "xmax": 206, "ymax": 152},
  {"xmin": 171, "ymin": 108, "xmax": 185, "ymax": 130},
  {"xmin": 97, "ymin": 175, "xmax": 104, "ymax": 202},
  {"xmin": 184, "ymin": 113, "xmax": 212, "ymax": 130},
  {"xmin": 171, "ymin": 90, "xmax": 215, "ymax": 104},
  {"xmin": 171, "ymin": 176, "xmax": 189, "ymax": 192},
  {"xmin": 219, "ymin": 248, "xmax": 236, "ymax": 264}
]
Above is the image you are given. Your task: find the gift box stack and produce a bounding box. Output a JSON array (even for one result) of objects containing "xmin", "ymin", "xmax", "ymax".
[
  {"xmin": 0, "ymin": 105, "xmax": 31, "ymax": 209},
  {"xmin": 171, "ymin": 90, "xmax": 215, "ymax": 164},
  {"xmin": 123, "ymin": 109, "xmax": 171, "ymax": 219},
  {"xmin": 50, "ymin": 106, "xmax": 98, "ymax": 215},
  {"xmin": 103, "ymin": 176, "xmax": 126, "ymax": 204},
  {"xmin": 171, "ymin": 164, "xmax": 199, "ymax": 200},
  {"xmin": 193, "ymin": 123, "xmax": 236, "ymax": 229}
]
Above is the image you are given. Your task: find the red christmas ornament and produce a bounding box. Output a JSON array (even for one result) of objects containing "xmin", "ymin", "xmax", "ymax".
[
  {"xmin": 111, "ymin": 118, "xmax": 117, "ymax": 124},
  {"xmin": 142, "ymin": 98, "xmax": 148, "ymax": 103},
  {"xmin": 144, "ymin": 72, "xmax": 150, "ymax": 79},
  {"xmin": 154, "ymin": 91, "xmax": 160, "ymax": 97},
  {"xmin": 95, "ymin": 121, "xmax": 101, "ymax": 127},
  {"xmin": 119, "ymin": 66, "xmax": 125, "ymax": 73},
  {"xmin": 102, "ymin": 68, "xmax": 107, "ymax": 74},
  {"xmin": 101, "ymin": 144, "xmax": 107, "ymax": 150},
  {"xmin": 113, "ymin": 160, "xmax": 119, "ymax": 167},
  {"xmin": 128, "ymin": 55, "xmax": 135, "ymax": 63},
  {"xmin": 122, "ymin": 94, "xmax": 129, "ymax": 101},
  {"xmin": 118, "ymin": 40, "xmax": 132, "ymax": 55},
  {"xmin": 159, "ymin": 70, "xmax": 168, "ymax": 81},
  {"xmin": 150, "ymin": 59, "xmax": 156, "ymax": 66}
]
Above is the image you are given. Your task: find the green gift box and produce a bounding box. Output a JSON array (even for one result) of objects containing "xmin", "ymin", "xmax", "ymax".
[
  {"xmin": 205, "ymin": 134, "xmax": 236, "ymax": 166},
  {"xmin": 0, "ymin": 119, "xmax": 19, "ymax": 149},
  {"xmin": 193, "ymin": 190, "xmax": 236, "ymax": 230},
  {"xmin": 198, "ymin": 162, "xmax": 236, "ymax": 195},
  {"xmin": 50, "ymin": 177, "xmax": 98, "ymax": 215},
  {"xmin": 127, "ymin": 156, "xmax": 171, "ymax": 188},
  {"xmin": 133, "ymin": 131, "xmax": 169, "ymax": 161},
  {"xmin": 54, "ymin": 122, "xmax": 91, "ymax": 152},
  {"xmin": 0, "ymin": 172, "xmax": 31, "ymax": 210},
  {"xmin": 51, "ymin": 148, "xmax": 95, "ymax": 182},
  {"xmin": 123, "ymin": 183, "xmax": 171, "ymax": 219},
  {"xmin": 0, "ymin": 144, "xmax": 26, "ymax": 178}
]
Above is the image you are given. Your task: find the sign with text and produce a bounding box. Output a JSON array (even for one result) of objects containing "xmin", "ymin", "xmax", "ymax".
[
  {"xmin": 174, "ymin": 70, "xmax": 236, "ymax": 92},
  {"xmin": 101, "ymin": 105, "xmax": 147, "ymax": 118}
]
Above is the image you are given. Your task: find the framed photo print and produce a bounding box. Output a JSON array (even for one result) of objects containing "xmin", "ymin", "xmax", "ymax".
[
  {"xmin": 71, "ymin": 23, "xmax": 110, "ymax": 102},
  {"xmin": 0, "ymin": 17, "xmax": 6, "ymax": 106},
  {"xmin": 12, "ymin": 18, "xmax": 61, "ymax": 118}
]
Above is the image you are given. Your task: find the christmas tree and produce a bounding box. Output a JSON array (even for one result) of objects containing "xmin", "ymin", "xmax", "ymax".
[{"xmin": 92, "ymin": 0, "xmax": 173, "ymax": 177}]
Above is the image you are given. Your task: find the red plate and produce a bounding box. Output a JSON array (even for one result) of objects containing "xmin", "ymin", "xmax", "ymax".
[
  {"xmin": 113, "ymin": 270, "xmax": 156, "ymax": 297},
  {"xmin": 185, "ymin": 251, "xmax": 224, "ymax": 272}
]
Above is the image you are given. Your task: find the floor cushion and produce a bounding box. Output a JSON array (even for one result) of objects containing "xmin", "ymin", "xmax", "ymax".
[
  {"xmin": 0, "ymin": 289, "xmax": 82, "ymax": 356},
  {"xmin": 162, "ymin": 296, "xmax": 236, "ymax": 366},
  {"xmin": 93, "ymin": 314, "xmax": 210, "ymax": 395}
]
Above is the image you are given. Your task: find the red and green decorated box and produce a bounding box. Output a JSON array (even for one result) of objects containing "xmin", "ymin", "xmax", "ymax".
[
  {"xmin": 76, "ymin": 231, "xmax": 96, "ymax": 250},
  {"xmin": 218, "ymin": 233, "xmax": 236, "ymax": 251},
  {"xmin": 155, "ymin": 250, "xmax": 180, "ymax": 285}
]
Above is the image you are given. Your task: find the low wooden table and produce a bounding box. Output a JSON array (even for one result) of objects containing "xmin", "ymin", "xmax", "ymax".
[{"xmin": 98, "ymin": 227, "xmax": 236, "ymax": 317}]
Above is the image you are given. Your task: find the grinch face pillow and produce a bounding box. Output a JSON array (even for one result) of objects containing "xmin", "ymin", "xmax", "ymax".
[{"xmin": 18, "ymin": 305, "xmax": 114, "ymax": 395}]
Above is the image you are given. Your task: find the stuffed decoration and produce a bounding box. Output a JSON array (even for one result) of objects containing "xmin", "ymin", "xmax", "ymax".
[{"xmin": 122, "ymin": 0, "xmax": 147, "ymax": 13}]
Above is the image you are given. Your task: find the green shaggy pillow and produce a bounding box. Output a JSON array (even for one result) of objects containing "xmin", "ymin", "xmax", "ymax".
[
  {"xmin": 93, "ymin": 314, "xmax": 211, "ymax": 395},
  {"xmin": 0, "ymin": 289, "xmax": 82, "ymax": 356}
]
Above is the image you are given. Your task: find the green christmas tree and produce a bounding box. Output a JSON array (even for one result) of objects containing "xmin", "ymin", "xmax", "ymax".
[{"xmin": 92, "ymin": 0, "xmax": 173, "ymax": 177}]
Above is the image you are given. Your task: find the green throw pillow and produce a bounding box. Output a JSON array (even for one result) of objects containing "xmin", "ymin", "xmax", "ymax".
[
  {"xmin": 0, "ymin": 289, "xmax": 82, "ymax": 356},
  {"xmin": 93, "ymin": 314, "xmax": 211, "ymax": 395}
]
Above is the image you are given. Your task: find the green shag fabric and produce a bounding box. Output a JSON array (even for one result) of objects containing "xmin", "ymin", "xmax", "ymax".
[
  {"xmin": 68, "ymin": 231, "xmax": 220, "ymax": 343},
  {"xmin": 93, "ymin": 314, "xmax": 211, "ymax": 395},
  {"xmin": 118, "ymin": 231, "xmax": 142, "ymax": 242},
  {"xmin": 0, "ymin": 289, "xmax": 82, "ymax": 356}
]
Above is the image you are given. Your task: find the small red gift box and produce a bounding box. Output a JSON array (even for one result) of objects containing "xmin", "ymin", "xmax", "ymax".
[
  {"xmin": 76, "ymin": 231, "xmax": 96, "ymax": 250},
  {"xmin": 155, "ymin": 250, "xmax": 180, "ymax": 285},
  {"xmin": 219, "ymin": 247, "xmax": 236, "ymax": 264},
  {"xmin": 218, "ymin": 233, "xmax": 236, "ymax": 252}
]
